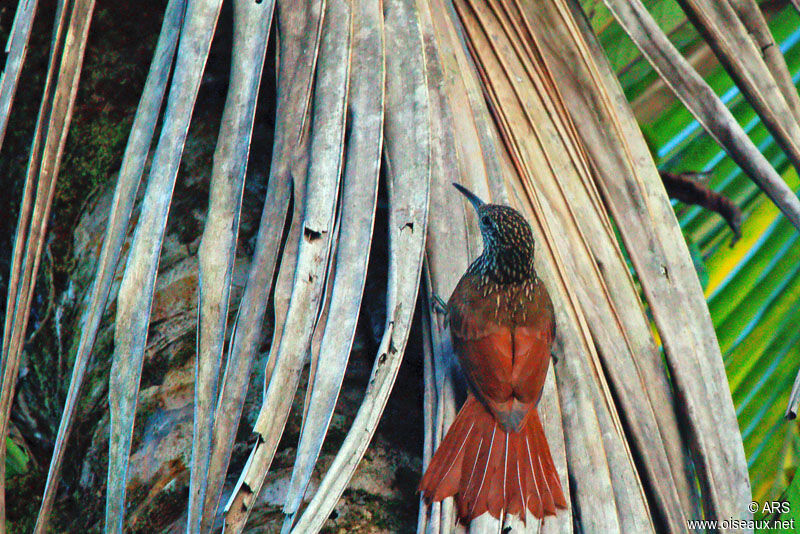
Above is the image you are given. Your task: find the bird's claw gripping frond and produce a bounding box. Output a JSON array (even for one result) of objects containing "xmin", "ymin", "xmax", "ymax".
[{"xmin": 432, "ymin": 293, "xmax": 448, "ymax": 316}]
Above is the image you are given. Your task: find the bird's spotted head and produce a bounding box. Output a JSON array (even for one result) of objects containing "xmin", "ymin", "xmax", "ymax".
[{"xmin": 453, "ymin": 183, "xmax": 536, "ymax": 284}]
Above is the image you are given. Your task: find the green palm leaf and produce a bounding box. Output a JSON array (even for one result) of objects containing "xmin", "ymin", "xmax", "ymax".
[{"xmin": 588, "ymin": 0, "xmax": 800, "ymax": 505}]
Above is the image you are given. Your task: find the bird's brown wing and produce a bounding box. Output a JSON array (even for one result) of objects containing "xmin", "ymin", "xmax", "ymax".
[
  {"xmin": 449, "ymin": 277, "xmax": 555, "ymax": 432},
  {"xmin": 510, "ymin": 279, "xmax": 555, "ymax": 405}
]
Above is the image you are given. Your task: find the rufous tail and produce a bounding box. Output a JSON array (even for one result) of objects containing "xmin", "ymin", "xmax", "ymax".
[{"xmin": 419, "ymin": 395, "xmax": 567, "ymax": 523}]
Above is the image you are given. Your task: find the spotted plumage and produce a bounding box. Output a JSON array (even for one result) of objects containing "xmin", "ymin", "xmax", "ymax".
[
  {"xmin": 454, "ymin": 197, "xmax": 554, "ymax": 343},
  {"xmin": 467, "ymin": 204, "xmax": 536, "ymax": 285}
]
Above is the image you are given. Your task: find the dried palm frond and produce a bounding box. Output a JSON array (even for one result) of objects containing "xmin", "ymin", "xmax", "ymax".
[
  {"xmin": 1, "ymin": 0, "xmax": 97, "ymax": 528},
  {"xmin": 0, "ymin": 0, "xmax": 38, "ymax": 150},
  {"xmin": 6, "ymin": 0, "xmax": 800, "ymax": 532}
]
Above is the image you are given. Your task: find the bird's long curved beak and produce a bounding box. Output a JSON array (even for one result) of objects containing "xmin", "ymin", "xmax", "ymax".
[{"xmin": 452, "ymin": 183, "xmax": 485, "ymax": 212}]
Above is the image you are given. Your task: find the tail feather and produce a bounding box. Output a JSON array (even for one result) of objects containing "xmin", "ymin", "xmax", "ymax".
[
  {"xmin": 506, "ymin": 438, "xmax": 524, "ymax": 517},
  {"xmin": 529, "ymin": 409, "xmax": 568, "ymax": 510},
  {"xmin": 456, "ymin": 431, "xmax": 483, "ymax": 520},
  {"xmin": 483, "ymin": 424, "xmax": 505, "ymax": 519},
  {"xmin": 516, "ymin": 431, "xmax": 537, "ymax": 518},
  {"xmin": 529, "ymin": 433, "xmax": 556, "ymax": 515},
  {"xmin": 464, "ymin": 422, "xmax": 497, "ymax": 519},
  {"xmin": 422, "ymin": 417, "xmax": 473, "ymax": 502},
  {"xmin": 420, "ymin": 395, "xmax": 567, "ymax": 523}
]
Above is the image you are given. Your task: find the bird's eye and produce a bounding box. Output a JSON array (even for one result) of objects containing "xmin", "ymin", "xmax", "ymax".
[{"xmin": 480, "ymin": 215, "xmax": 491, "ymax": 226}]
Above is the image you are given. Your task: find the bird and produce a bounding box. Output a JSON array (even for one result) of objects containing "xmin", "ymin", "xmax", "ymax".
[{"xmin": 419, "ymin": 183, "xmax": 567, "ymax": 524}]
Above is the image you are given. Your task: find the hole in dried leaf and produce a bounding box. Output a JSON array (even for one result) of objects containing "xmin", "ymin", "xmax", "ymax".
[{"xmin": 304, "ymin": 227, "xmax": 323, "ymax": 241}]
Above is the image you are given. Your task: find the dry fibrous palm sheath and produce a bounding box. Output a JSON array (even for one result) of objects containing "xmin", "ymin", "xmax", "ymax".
[
  {"xmin": 199, "ymin": 0, "xmax": 317, "ymax": 530},
  {"xmin": 33, "ymin": 2, "xmax": 187, "ymax": 531},
  {"xmin": 104, "ymin": 1, "xmax": 227, "ymax": 531},
  {"xmin": 189, "ymin": 1, "xmax": 276, "ymax": 532},
  {"xmin": 7, "ymin": 0, "xmax": 800, "ymax": 531},
  {"xmin": 1, "ymin": 0, "xmax": 98, "ymax": 528}
]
